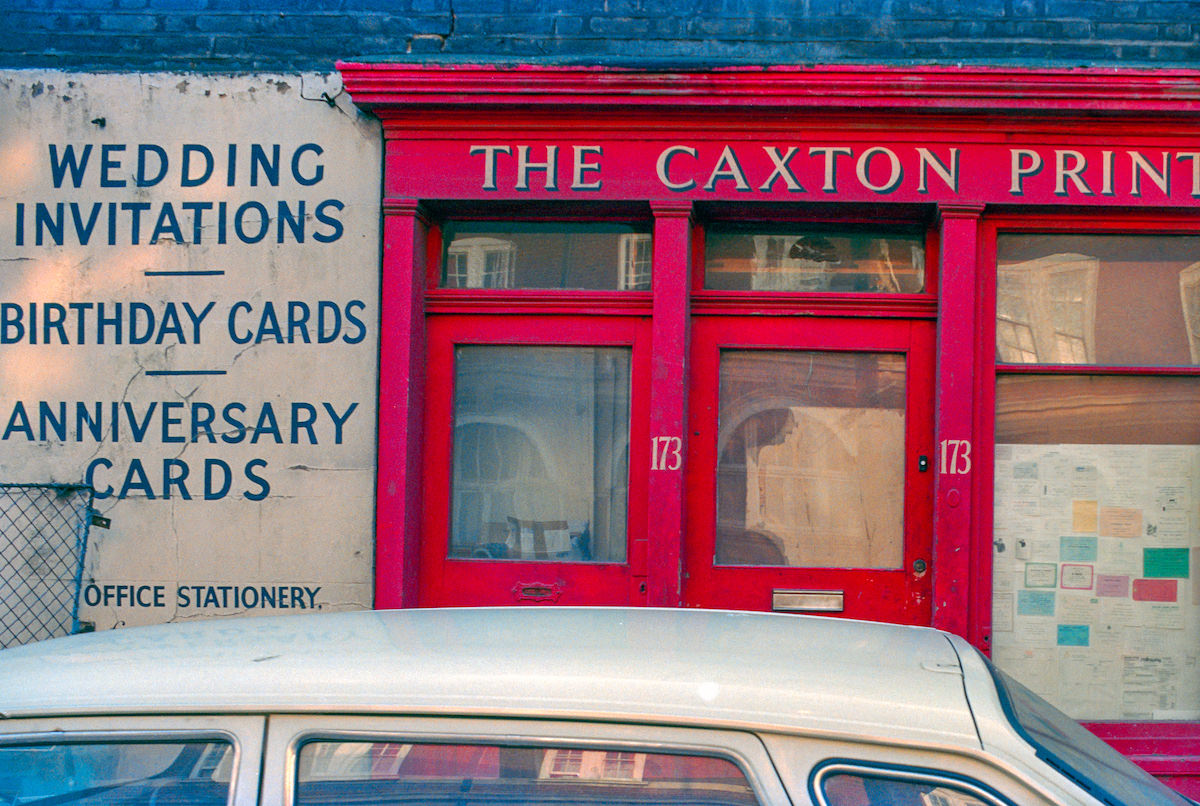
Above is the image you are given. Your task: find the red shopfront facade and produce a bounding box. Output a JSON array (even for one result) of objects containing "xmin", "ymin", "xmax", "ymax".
[{"xmin": 340, "ymin": 63, "xmax": 1200, "ymax": 791}]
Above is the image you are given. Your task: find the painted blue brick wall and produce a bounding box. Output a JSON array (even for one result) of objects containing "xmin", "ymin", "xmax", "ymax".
[{"xmin": 1, "ymin": 0, "xmax": 1199, "ymax": 70}]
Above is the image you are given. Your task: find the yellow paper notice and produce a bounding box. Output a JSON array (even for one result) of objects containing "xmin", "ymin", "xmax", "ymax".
[{"xmin": 1072, "ymin": 500, "xmax": 1099, "ymax": 533}]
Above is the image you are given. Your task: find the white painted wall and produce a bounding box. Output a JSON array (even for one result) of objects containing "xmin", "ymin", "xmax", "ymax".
[{"xmin": 0, "ymin": 71, "xmax": 381, "ymax": 630}]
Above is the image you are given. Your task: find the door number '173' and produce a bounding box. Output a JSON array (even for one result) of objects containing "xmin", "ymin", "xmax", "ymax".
[
  {"xmin": 939, "ymin": 439, "xmax": 972, "ymax": 475},
  {"xmin": 651, "ymin": 436, "xmax": 683, "ymax": 471}
]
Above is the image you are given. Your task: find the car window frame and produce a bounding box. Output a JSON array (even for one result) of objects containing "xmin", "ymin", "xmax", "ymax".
[
  {"xmin": 260, "ymin": 715, "xmax": 791, "ymax": 806},
  {"xmin": 759, "ymin": 730, "xmax": 1072, "ymax": 806},
  {"xmin": 0, "ymin": 714, "xmax": 266, "ymax": 806},
  {"xmin": 986, "ymin": 661, "xmax": 1194, "ymax": 806},
  {"xmin": 809, "ymin": 759, "xmax": 1018, "ymax": 806}
]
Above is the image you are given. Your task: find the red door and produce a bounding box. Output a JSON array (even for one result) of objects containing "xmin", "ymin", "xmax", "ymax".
[
  {"xmin": 418, "ymin": 314, "xmax": 651, "ymax": 607},
  {"xmin": 684, "ymin": 316, "xmax": 935, "ymax": 623}
]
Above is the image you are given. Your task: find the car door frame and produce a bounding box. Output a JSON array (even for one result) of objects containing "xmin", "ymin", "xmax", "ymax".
[{"xmin": 260, "ymin": 714, "xmax": 791, "ymax": 806}]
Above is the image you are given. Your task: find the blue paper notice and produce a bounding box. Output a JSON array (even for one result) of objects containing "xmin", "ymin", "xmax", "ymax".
[
  {"xmin": 1060, "ymin": 536, "xmax": 1099, "ymax": 562},
  {"xmin": 1057, "ymin": 624, "xmax": 1090, "ymax": 647},
  {"xmin": 1017, "ymin": 589, "xmax": 1056, "ymax": 617}
]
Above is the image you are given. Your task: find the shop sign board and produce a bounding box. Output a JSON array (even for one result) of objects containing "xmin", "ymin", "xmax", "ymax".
[
  {"xmin": 384, "ymin": 139, "xmax": 1200, "ymax": 207},
  {"xmin": 0, "ymin": 71, "xmax": 382, "ymax": 630}
]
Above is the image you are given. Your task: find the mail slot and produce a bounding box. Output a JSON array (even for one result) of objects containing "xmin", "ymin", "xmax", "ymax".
[{"xmin": 772, "ymin": 589, "xmax": 845, "ymax": 612}]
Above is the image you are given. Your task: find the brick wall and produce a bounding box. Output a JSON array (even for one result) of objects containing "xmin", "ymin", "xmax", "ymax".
[{"xmin": 2, "ymin": 0, "xmax": 1200, "ymax": 71}]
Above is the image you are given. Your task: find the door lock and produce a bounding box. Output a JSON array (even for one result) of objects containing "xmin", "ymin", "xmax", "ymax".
[{"xmin": 913, "ymin": 558, "xmax": 928, "ymax": 574}]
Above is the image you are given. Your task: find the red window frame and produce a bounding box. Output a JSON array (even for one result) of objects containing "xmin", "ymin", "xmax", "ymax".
[
  {"xmin": 676, "ymin": 210, "xmax": 940, "ymax": 618},
  {"xmin": 416, "ymin": 208, "xmax": 657, "ymax": 606},
  {"xmin": 979, "ymin": 210, "xmax": 1200, "ymax": 788},
  {"xmin": 683, "ymin": 315, "xmax": 936, "ymax": 621},
  {"xmin": 419, "ymin": 313, "xmax": 652, "ymax": 606}
]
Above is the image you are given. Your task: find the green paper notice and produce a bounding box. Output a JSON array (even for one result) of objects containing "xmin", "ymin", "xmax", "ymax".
[{"xmin": 1144, "ymin": 547, "xmax": 1190, "ymax": 579}]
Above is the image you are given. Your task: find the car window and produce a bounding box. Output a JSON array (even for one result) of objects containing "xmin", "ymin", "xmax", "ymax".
[
  {"xmin": 989, "ymin": 664, "xmax": 1192, "ymax": 806},
  {"xmin": 820, "ymin": 773, "xmax": 1000, "ymax": 806},
  {"xmin": 295, "ymin": 741, "xmax": 761, "ymax": 806},
  {"xmin": 0, "ymin": 738, "xmax": 233, "ymax": 804},
  {"xmin": 813, "ymin": 764, "xmax": 1013, "ymax": 806}
]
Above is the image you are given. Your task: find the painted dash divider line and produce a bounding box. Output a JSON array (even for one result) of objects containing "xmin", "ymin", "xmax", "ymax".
[{"xmin": 145, "ymin": 370, "xmax": 227, "ymax": 376}]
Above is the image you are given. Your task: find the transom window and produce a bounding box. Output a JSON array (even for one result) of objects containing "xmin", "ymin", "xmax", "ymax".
[
  {"xmin": 440, "ymin": 221, "xmax": 653, "ymax": 290},
  {"xmin": 705, "ymin": 226, "xmax": 926, "ymax": 293}
]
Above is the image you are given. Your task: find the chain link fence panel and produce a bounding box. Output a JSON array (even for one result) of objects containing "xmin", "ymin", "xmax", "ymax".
[{"xmin": 0, "ymin": 484, "xmax": 94, "ymax": 648}]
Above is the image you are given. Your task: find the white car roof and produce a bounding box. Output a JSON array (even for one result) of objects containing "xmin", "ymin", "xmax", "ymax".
[{"xmin": 0, "ymin": 607, "xmax": 983, "ymax": 749}]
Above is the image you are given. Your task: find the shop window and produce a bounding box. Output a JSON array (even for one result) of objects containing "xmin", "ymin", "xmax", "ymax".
[
  {"xmin": 996, "ymin": 234, "xmax": 1200, "ymax": 367},
  {"xmin": 716, "ymin": 350, "xmax": 906, "ymax": 568},
  {"xmin": 993, "ymin": 233, "xmax": 1200, "ymax": 721},
  {"xmin": 704, "ymin": 227, "xmax": 925, "ymax": 292},
  {"xmin": 997, "ymin": 253, "xmax": 1096, "ymax": 364},
  {"xmin": 450, "ymin": 345, "xmax": 630, "ymax": 563},
  {"xmin": 440, "ymin": 222, "xmax": 652, "ymax": 290}
]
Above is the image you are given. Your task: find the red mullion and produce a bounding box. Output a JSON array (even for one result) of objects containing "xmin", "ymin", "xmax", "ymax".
[
  {"xmin": 376, "ymin": 199, "xmax": 430, "ymax": 611},
  {"xmin": 972, "ymin": 218, "xmax": 1000, "ymax": 654},
  {"xmin": 924, "ymin": 220, "xmax": 941, "ymax": 298},
  {"xmin": 646, "ymin": 202, "xmax": 693, "ymax": 606},
  {"xmin": 933, "ymin": 204, "xmax": 984, "ymax": 639},
  {"xmin": 417, "ymin": 318, "xmax": 455, "ymax": 607},
  {"xmin": 690, "ymin": 221, "xmax": 706, "ymax": 294},
  {"xmin": 424, "ymin": 221, "xmax": 443, "ymax": 288}
]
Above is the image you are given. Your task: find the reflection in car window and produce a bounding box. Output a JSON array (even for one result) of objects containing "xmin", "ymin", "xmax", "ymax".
[
  {"xmin": 820, "ymin": 772, "xmax": 1003, "ymax": 806},
  {"xmin": 296, "ymin": 741, "xmax": 760, "ymax": 806},
  {"xmin": 0, "ymin": 739, "xmax": 232, "ymax": 804}
]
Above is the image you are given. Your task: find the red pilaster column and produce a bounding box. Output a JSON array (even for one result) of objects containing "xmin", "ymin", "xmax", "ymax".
[
  {"xmin": 375, "ymin": 198, "xmax": 428, "ymax": 609},
  {"xmin": 932, "ymin": 204, "xmax": 985, "ymax": 637},
  {"xmin": 645, "ymin": 201, "xmax": 693, "ymax": 607}
]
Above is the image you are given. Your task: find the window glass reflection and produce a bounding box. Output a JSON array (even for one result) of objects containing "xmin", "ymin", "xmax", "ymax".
[
  {"xmin": 0, "ymin": 740, "xmax": 232, "ymax": 804},
  {"xmin": 296, "ymin": 742, "xmax": 760, "ymax": 806},
  {"xmin": 716, "ymin": 350, "xmax": 906, "ymax": 568},
  {"xmin": 441, "ymin": 222, "xmax": 652, "ymax": 290},
  {"xmin": 705, "ymin": 228, "xmax": 925, "ymax": 292},
  {"xmin": 821, "ymin": 772, "xmax": 998, "ymax": 806},
  {"xmin": 451, "ymin": 346, "xmax": 630, "ymax": 563},
  {"xmin": 997, "ymin": 234, "xmax": 1200, "ymax": 366}
]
